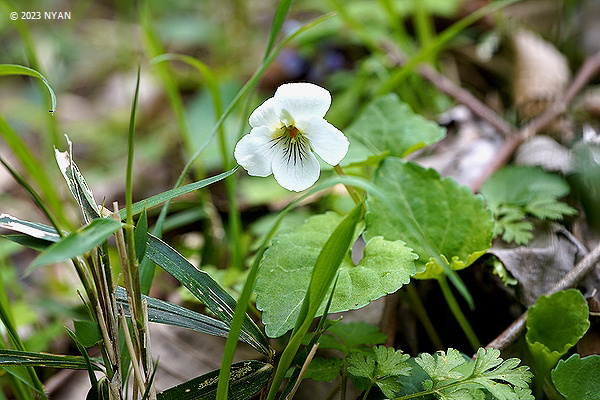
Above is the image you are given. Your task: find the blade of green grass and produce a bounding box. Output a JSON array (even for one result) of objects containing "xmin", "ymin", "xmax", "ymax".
[
  {"xmin": 0, "ymin": 349, "xmax": 102, "ymax": 370},
  {"xmin": 264, "ymin": 0, "xmax": 293, "ymax": 61},
  {"xmin": 118, "ymin": 167, "xmax": 238, "ymax": 220},
  {"xmin": 27, "ymin": 218, "xmax": 123, "ymax": 272},
  {"xmin": 0, "ymin": 64, "xmax": 56, "ymax": 113},
  {"xmin": 115, "ymin": 287, "xmax": 232, "ymax": 339},
  {"xmin": 157, "ymin": 361, "xmax": 272, "ymax": 400},
  {"xmin": 144, "ymin": 234, "xmax": 271, "ymax": 356}
]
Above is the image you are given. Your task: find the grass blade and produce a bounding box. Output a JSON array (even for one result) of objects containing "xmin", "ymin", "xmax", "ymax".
[
  {"xmin": 157, "ymin": 361, "xmax": 272, "ymax": 400},
  {"xmin": 0, "ymin": 349, "xmax": 102, "ymax": 370},
  {"xmin": 115, "ymin": 287, "xmax": 232, "ymax": 340},
  {"xmin": 27, "ymin": 218, "xmax": 123, "ymax": 272},
  {"xmin": 118, "ymin": 167, "xmax": 238, "ymax": 220},
  {"xmin": 265, "ymin": 203, "xmax": 364, "ymax": 400},
  {"xmin": 264, "ymin": 0, "xmax": 293, "ymax": 60},
  {"xmin": 0, "ymin": 64, "xmax": 56, "ymax": 113},
  {"xmin": 144, "ymin": 234, "xmax": 271, "ymax": 356}
]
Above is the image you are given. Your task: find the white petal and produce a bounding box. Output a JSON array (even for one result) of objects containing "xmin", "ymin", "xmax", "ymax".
[
  {"xmin": 271, "ymin": 140, "xmax": 320, "ymax": 192},
  {"xmin": 298, "ymin": 117, "xmax": 349, "ymax": 165},
  {"xmin": 249, "ymin": 97, "xmax": 280, "ymax": 128},
  {"xmin": 274, "ymin": 82, "xmax": 331, "ymax": 122},
  {"xmin": 234, "ymin": 127, "xmax": 278, "ymax": 176}
]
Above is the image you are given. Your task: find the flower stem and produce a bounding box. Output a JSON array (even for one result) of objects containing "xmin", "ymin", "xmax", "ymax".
[
  {"xmin": 333, "ymin": 164, "xmax": 362, "ymax": 204},
  {"xmin": 404, "ymin": 284, "xmax": 444, "ymax": 349},
  {"xmin": 437, "ymin": 276, "xmax": 481, "ymax": 351}
]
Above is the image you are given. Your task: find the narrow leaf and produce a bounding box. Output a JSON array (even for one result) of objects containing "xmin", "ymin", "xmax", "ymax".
[
  {"xmin": 115, "ymin": 287, "xmax": 232, "ymax": 340},
  {"xmin": 134, "ymin": 207, "xmax": 148, "ymax": 263},
  {"xmin": 0, "ymin": 214, "xmax": 61, "ymax": 242},
  {"xmin": 0, "ymin": 349, "xmax": 102, "ymax": 370},
  {"xmin": 0, "ymin": 64, "xmax": 56, "ymax": 113},
  {"xmin": 264, "ymin": 0, "xmax": 292, "ymax": 60},
  {"xmin": 157, "ymin": 361, "xmax": 272, "ymax": 400},
  {"xmin": 28, "ymin": 218, "xmax": 123, "ymax": 271},
  {"xmin": 55, "ymin": 139, "xmax": 103, "ymax": 223},
  {"xmin": 145, "ymin": 234, "xmax": 270, "ymax": 355},
  {"xmin": 118, "ymin": 167, "xmax": 238, "ymax": 220}
]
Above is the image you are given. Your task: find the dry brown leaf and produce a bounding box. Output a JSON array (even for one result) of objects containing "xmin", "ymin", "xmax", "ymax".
[
  {"xmin": 513, "ymin": 29, "xmax": 570, "ymax": 120},
  {"xmin": 489, "ymin": 222, "xmax": 600, "ymax": 306},
  {"xmin": 514, "ymin": 135, "xmax": 572, "ymax": 173}
]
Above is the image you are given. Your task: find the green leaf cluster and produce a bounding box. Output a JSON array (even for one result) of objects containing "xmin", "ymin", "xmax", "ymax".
[
  {"xmin": 304, "ymin": 322, "xmax": 388, "ymax": 383},
  {"xmin": 413, "ymin": 348, "xmax": 533, "ymax": 399},
  {"xmin": 481, "ymin": 166, "xmax": 577, "ymax": 245},
  {"xmin": 347, "ymin": 345, "xmax": 411, "ymax": 398}
]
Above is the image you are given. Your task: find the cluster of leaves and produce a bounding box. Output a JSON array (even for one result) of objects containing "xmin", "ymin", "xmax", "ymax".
[
  {"xmin": 303, "ymin": 322, "xmax": 534, "ymax": 400},
  {"xmin": 481, "ymin": 166, "xmax": 577, "ymax": 245}
]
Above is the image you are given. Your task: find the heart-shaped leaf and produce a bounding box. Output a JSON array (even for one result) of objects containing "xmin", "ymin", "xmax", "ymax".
[
  {"xmin": 255, "ymin": 211, "xmax": 416, "ymax": 338},
  {"xmin": 365, "ymin": 157, "xmax": 493, "ymax": 280}
]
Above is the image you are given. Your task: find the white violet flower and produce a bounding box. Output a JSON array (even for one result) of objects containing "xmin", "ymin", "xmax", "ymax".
[{"xmin": 234, "ymin": 82, "xmax": 349, "ymax": 192}]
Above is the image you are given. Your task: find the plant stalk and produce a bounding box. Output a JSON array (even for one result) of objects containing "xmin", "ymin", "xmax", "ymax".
[{"xmin": 437, "ymin": 276, "xmax": 481, "ymax": 351}]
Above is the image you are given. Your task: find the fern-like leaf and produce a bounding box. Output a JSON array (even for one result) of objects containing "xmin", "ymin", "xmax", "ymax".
[{"xmin": 412, "ymin": 348, "xmax": 533, "ymax": 400}]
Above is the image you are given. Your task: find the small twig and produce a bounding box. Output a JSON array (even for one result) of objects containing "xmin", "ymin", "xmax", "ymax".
[
  {"xmin": 382, "ymin": 41, "xmax": 514, "ymax": 136},
  {"xmin": 285, "ymin": 343, "xmax": 319, "ymax": 400},
  {"xmin": 119, "ymin": 306, "xmax": 146, "ymax": 397},
  {"xmin": 96, "ymin": 303, "xmax": 117, "ymax": 365},
  {"xmin": 142, "ymin": 299, "xmax": 157, "ymax": 400},
  {"xmin": 470, "ymin": 49, "xmax": 600, "ymax": 192},
  {"xmin": 485, "ymin": 240, "xmax": 600, "ymax": 351}
]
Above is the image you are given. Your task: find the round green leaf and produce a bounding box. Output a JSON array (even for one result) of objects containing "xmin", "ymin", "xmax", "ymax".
[
  {"xmin": 343, "ymin": 93, "xmax": 446, "ymax": 165},
  {"xmin": 526, "ymin": 290, "xmax": 590, "ymax": 375},
  {"xmin": 552, "ymin": 354, "xmax": 600, "ymax": 399},
  {"xmin": 365, "ymin": 158, "xmax": 493, "ymax": 279},
  {"xmin": 255, "ymin": 212, "xmax": 416, "ymax": 338}
]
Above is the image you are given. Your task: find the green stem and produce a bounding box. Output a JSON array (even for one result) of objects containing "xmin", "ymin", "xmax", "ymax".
[
  {"xmin": 412, "ymin": 0, "xmax": 434, "ymax": 55},
  {"xmin": 437, "ymin": 276, "xmax": 481, "ymax": 351},
  {"xmin": 361, "ymin": 382, "xmax": 374, "ymax": 400},
  {"xmin": 404, "ymin": 284, "xmax": 444, "ymax": 349},
  {"xmin": 333, "ymin": 164, "xmax": 361, "ymax": 204},
  {"xmin": 340, "ymin": 374, "xmax": 347, "ymax": 400},
  {"xmin": 375, "ymin": 0, "xmax": 520, "ymax": 95}
]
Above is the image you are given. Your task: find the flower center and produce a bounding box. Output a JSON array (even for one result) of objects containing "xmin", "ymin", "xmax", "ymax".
[{"xmin": 284, "ymin": 125, "xmax": 301, "ymax": 140}]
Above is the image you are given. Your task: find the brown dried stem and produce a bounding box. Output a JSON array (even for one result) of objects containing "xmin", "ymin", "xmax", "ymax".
[
  {"xmin": 383, "ymin": 42, "xmax": 600, "ymax": 193},
  {"xmin": 470, "ymin": 49, "xmax": 600, "ymax": 192},
  {"xmin": 485, "ymin": 240, "xmax": 600, "ymax": 351},
  {"xmin": 382, "ymin": 41, "xmax": 514, "ymax": 136}
]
